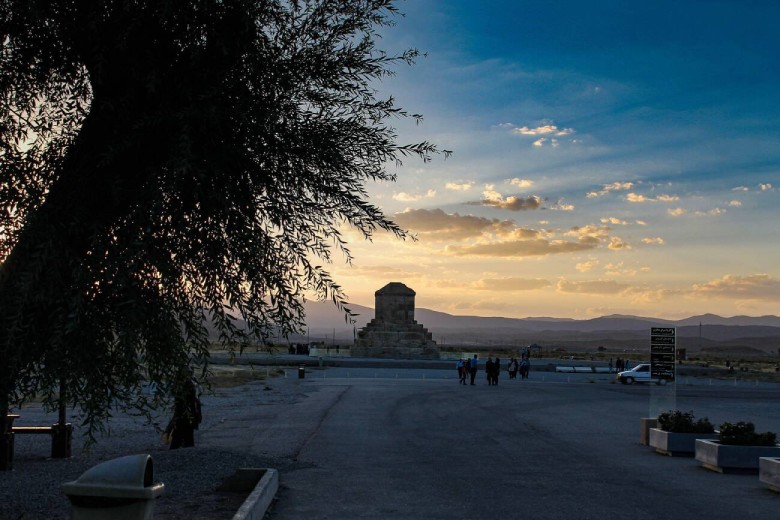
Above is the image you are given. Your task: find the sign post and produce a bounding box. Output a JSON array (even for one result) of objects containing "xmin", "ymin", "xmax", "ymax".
[{"xmin": 650, "ymin": 327, "xmax": 676, "ymax": 382}]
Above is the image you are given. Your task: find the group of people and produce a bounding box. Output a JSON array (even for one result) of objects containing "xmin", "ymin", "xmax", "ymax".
[
  {"xmin": 455, "ymin": 354, "xmax": 532, "ymax": 386},
  {"xmin": 456, "ymin": 355, "xmax": 479, "ymax": 385},
  {"xmin": 507, "ymin": 357, "xmax": 531, "ymax": 379},
  {"xmin": 608, "ymin": 357, "xmax": 632, "ymax": 373}
]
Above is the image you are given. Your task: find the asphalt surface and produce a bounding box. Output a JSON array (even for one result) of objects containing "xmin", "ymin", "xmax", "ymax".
[
  {"xmin": 258, "ymin": 368, "xmax": 780, "ymax": 520},
  {"xmin": 5, "ymin": 361, "xmax": 778, "ymax": 519}
]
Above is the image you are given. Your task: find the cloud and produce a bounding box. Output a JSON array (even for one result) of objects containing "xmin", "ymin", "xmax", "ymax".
[
  {"xmin": 350, "ymin": 265, "xmax": 421, "ymax": 279},
  {"xmin": 668, "ymin": 207, "xmax": 686, "ymax": 217},
  {"xmin": 604, "ymin": 262, "xmax": 640, "ymax": 277},
  {"xmin": 607, "ymin": 236, "xmax": 630, "ymax": 250},
  {"xmin": 694, "ymin": 208, "xmax": 726, "ymax": 217},
  {"xmin": 393, "ymin": 208, "xmax": 514, "ymax": 241},
  {"xmin": 447, "ymin": 237, "xmax": 598, "ymax": 257},
  {"xmin": 732, "ymin": 186, "xmax": 749, "ymax": 192},
  {"xmin": 576, "ymin": 260, "xmax": 598, "ymax": 272},
  {"xmin": 691, "ymin": 274, "xmax": 780, "ymax": 302},
  {"xmin": 760, "ymin": 183, "xmax": 773, "ymax": 191},
  {"xmin": 551, "ymin": 202, "xmax": 575, "ymax": 211},
  {"xmin": 556, "ymin": 279, "xmax": 630, "ymax": 295},
  {"xmin": 533, "ymin": 138, "xmax": 546, "ymax": 147},
  {"xmin": 626, "ymin": 193, "xmax": 649, "ymax": 203},
  {"xmin": 626, "ymin": 192, "xmax": 679, "ymax": 203},
  {"xmin": 473, "ymin": 277, "xmax": 552, "ymax": 291},
  {"xmin": 566, "ymin": 225, "xmax": 611, "ymax": 239},
  {"xmin": 511, "ymin": 124, "xmax": 574, "ymax": 136},
  {"xmin": 600, "ymin": 217, "xmax": 629, "ymax": 226},
  {"xmin": 728, "ymin": 200, "xmax": 742, "ymax": 207},
  {"xmin": 481, "ymin": 187, "xmax": 543, "ymax": 211},
  {"xmin": 446, "ymin": 181, "xmax": 475, "ymax": 191},
  {"xmin": 587, "ymin": 181, "xmax": 634, "ymax": 198},
  {"xmin": 509, "ymin": 178, "xmax": 534, "ymax": 189},
  {"xmin": 392, "ymin": 189, "xmax": 436, "ymax": 202},
  {"xmin": 641, "ymin": 237, "xmax": 665, "ymax": 245}
]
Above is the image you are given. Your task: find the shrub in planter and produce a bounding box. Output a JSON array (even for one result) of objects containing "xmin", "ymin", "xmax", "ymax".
[
  {"xmin": 657, "ymin": 410, "xmax": 715, "ymax": 434},
  {"xmin": 719, "ymin": 421, "xmax": 777, "ymax": 446}
]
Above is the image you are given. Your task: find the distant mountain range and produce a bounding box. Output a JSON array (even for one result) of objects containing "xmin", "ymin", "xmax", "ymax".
[{"xmin": 295, "ymin": 301, "xmax": 780, "ymax": 353}]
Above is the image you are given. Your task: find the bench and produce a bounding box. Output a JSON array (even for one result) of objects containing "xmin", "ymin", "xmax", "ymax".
[
  {"xmin": 9, "ymin": 419, "xmax": 72, "ymax": 460},
  {"xmin": 13, "ymin": 426, "xmax": 55, "ymax": 435}
]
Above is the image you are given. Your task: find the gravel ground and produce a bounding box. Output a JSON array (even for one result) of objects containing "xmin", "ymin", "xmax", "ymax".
[{"xmin": 0, "ymin": 374, "xmax": 302, "ymax": 520}]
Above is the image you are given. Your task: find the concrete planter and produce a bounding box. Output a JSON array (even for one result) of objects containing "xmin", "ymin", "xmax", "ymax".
[
  {"xmin": 695, "ymin": 439, "xmax": 780, "ymax": 473},
  {"xmin": 759, "ymin": 458, "xmax": 780, "ymax": 492},
  {"xmin": 640, "ymin": 418, "xmax": 658, "ymax": 446},
  {"xmin": 649, "ymin": 428, "xmax": 719, "ymax": 456}
]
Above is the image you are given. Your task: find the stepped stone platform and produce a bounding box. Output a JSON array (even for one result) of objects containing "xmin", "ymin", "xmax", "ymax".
[{"xmin": 352, "ymin": 282, "xmax": 439, "ymax": 359}]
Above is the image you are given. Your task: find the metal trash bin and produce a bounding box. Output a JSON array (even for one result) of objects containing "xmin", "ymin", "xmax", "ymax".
[
  {"xmin": 298, "ymin": 365, "xmax": 305, "ymax": 379},
  {"xmin": 62, "ymin": 454, "xmax": 164, "ymax": 520}
]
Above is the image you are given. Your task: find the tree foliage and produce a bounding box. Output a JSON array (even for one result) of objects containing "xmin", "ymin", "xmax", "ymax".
[{"xmin": 0, "ymin": 0, "xmax": 445, "ymax": 439}]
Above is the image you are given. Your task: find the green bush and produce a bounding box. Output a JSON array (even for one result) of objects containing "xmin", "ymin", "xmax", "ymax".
[
  {"xmin": 657, "ymin": 410, "xmax": 715, "ymax": 433},
  {"xmin": 719, "ymin": 421, "xmax": 777, "ymax": 446}
]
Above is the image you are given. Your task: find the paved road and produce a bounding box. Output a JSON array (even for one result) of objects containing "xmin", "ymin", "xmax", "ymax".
[{"xmin": 255, "ymin": 371, "xmax": 780, "ymax": 520}]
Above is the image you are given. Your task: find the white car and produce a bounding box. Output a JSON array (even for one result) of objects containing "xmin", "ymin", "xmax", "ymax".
[{"xmin": 616, "ymin": 363, "xmax": 669, "ymax": 385}]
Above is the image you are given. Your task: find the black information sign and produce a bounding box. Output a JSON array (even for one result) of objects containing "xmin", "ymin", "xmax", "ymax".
[{"xmin": 650, "ymin": 327, "xmax": 676, "ymax": 380}]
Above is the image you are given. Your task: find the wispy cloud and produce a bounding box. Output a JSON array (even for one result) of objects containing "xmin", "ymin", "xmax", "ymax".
[
  {"xmin": 446, "ymin": 181, "xmax": 475, "ymax": 191},
  {"xmin": 586, "ymin": 182, "xmax": 635, "ymax": 198},
  {"xmin": 600, "ymin": 217, "xmax": 629, "ymax": 225},
  {"xmin": 393, "ymin": 208, "xmax": 514, "ymax": 241},
  {"xmin": 473, "ymin": 277, "xmax": 552, "ymax": 291},
  {"xmin": 392, "ymin": 189, "xmax": 436, "ymax": 202},
  {"xmin": 510, "ymin": 123, "xmax": 574, "ymax": 136},
  {"xmin": 509, "ymin": 178, "xmax": 534, "ymax": 189},
  {"xmin": 626, "ymin": 192, "xmax": 679, "ymax": 203},
  {"xmin": 691, "ymin": 274, "xmax": 780, "ymax": 302},
  {"xmin": 641, "ymin": 237, "xmax": 665, "ymax": 245},
  {"xmin": 447, "ymin": 238, "xmax": 598, "ymax": 257},
  {"xmin": 668, "ymin": 208, "xmax": 686, "ymax": 217},
  {"xmin": 694, "ymin": 208, "xmax": 726, "ymax": 217},
  {"xmin": 576, "ymin": 260, "xmax": 598, "ymax": 272},
  {"xmin": 759, "ymin": 183, "xmax": 774, "ymax": 191},
  {"xmin": 556, "ymin": 279, "xmax": 629, "ymax": 295}
]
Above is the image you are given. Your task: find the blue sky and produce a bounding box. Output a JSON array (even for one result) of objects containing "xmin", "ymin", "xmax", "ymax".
[{"xmin": 329, "ymin": 0, "xmax": 780, "ymax": 319}]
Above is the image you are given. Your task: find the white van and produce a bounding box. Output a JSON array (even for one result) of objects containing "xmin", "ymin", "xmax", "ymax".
[{"xmin": 616, "ymin": 363, "xmax": 669, "ymax": 385}]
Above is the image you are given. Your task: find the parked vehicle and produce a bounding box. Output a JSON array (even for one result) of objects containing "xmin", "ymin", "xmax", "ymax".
[{"xmin": 616, "ymin": 363, "xmax": 668, "ymax": 385}]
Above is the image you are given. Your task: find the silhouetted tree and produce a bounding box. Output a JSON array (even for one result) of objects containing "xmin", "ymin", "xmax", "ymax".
[{"xmin": 0, "ymin": 0, "xmax": 444, "ymax": 442}]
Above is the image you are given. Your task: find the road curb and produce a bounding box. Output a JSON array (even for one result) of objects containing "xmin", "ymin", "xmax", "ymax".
[{"xmin": 231, "ymin": 468, "xmax": 279, "ymax": 520}]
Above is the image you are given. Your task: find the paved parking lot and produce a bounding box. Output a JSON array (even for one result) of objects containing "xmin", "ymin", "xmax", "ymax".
[
  {"xmin": 263, "ymin": 369, "xmax": 780, "ymax": 519},
  {"xmin": 4, "ymin": 364, "xmax": 779, "ymax": 519}
]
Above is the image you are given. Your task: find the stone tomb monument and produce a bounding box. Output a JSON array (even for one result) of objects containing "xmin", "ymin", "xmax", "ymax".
[{"xmin": 353, "ymin": 282, "xmax": 439, "ymax": 359}]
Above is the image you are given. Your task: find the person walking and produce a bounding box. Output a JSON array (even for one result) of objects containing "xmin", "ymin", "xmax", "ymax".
[
  {"xmin": 456, "ymin": 358, "xmax": 466, "ymax": 385},
  {"xmin": 485, "ymin": 357, "xmax": 494, "ymax": 385},
  {"xmin": 469, "ymin": 354, "xmax": 478, "ymax": 385},
  {"xmin": 493, "ymin": 357, "xmax": 501, "ymax": 385}
]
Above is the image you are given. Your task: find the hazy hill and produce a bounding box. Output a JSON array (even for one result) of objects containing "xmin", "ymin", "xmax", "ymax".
[{"xmin": 292, "ymin": 301, "xmax": 780, "ymax": 353}]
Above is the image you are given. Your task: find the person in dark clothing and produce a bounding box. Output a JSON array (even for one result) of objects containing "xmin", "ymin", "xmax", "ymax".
[
  {"xmin": 469, "ymin": 355, "xmax": 478, "ymax": 385},
  {"xmin": 485, "ymin": 358, "xmax": 494, "ymax": 385},
  {"xmin": 166, "ymin": 372, "xmax": 202, "ymax": 450},
  {"xmin": 493, "ymin": 357, "xmax": 501, "ymax": 385}
]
